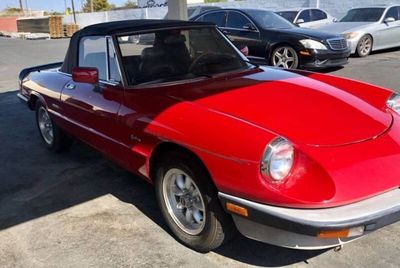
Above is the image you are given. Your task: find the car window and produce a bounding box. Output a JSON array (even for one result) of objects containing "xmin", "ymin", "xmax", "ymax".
[
  {"xmin": 226, "ymin": 12, "xmax": 253, "ymax": 29},
  {"xmin": 117, "ymin": 27, "xmax": 248, "ymax": 86},
  {"xmin": 298, "ymin": 10, "xmax": 312, "ymax": 22},
  {"xmin": 247, "ymin": 10, "xmax": 294, "ymax": 29},
  {"xmin": 79, "ymin": 36, "xmax": 107, "ymax": 80},
  {"xmin": 198, "ymin": 12, "xmax": 226, "ymax": 27},
  {"xmin": 340, "ymin": 8, "xmax": 385, "ymax": 22},
  {"xmin": 385, "ymin": 7, "xmax": 400, "ymax": 20},
  {"xmin": 276, "ymin": 11, "xmax": 298, "ymax": 22},
  {"xmin": 311, "ymin": 9, "xmax": 327, "ymax": 21}
]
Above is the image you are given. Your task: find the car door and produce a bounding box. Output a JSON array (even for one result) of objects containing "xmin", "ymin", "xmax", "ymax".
[
  {"xmin": 60, "ymin": 36, "xmax": 126, "ymax": 163},
  {"xmin": 222, "ymin": 11, "xmax": 262, "ymax": 58},
  {"xmin": 376, "ymin": 6, "xmax": 400, "ymax": 48}
]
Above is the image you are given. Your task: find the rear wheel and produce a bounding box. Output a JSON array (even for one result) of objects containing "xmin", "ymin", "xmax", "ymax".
[
  {"xmin": 154, "ymin": 151, "xmax": 235, "ymax": 252},
  {"xmin": 35, "ymin": 101, "xmax": 72, "ymax": 152},
  {"xmin": 271, "ymin": 45, "xmax": 299, "ymax": 69},
  {"xmin": 356, "ymin": 35, "xmax": 372, "ymax": 57}
]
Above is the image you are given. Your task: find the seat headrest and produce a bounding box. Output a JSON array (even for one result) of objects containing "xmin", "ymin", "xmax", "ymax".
[
  {"xmin": 164, "ymin": 34, "xmax": 186, "ymax": 45},
  {"xmin": 141, "ymin": 47, "xmax": 166, "ymax": 59}
]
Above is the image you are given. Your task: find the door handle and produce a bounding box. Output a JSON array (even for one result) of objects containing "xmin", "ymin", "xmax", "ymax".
[
  {"xmin": 222, "ymin": 30, "xmax": 230, "ymax": 34},
  {"xmin": 65, "ymin": 83, "xmax": 76, "ymax": 90}
]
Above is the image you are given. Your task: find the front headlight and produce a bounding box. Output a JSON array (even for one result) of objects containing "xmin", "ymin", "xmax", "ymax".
[
  {"xmin": 343, "ymin": 32, "xmax": 359, "ymax": 40},
  {"xmin": 299, "ymin": 39, "xmax": 328, "ymax": 50},
  {"xmin": 261, "ymin": 137, "xmax": 294, "ymax": 183},
  {"xmin": 387, "ymin": 93, "xmax": 400, "ymax": 114}
]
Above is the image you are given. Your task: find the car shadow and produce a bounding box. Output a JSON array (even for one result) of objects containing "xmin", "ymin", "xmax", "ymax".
[
  {"xmin": 349, "ymin": 46, "xmax": 400, "ymax": 58},
  {"xmin": 0, "ymin": 90, "xmax": 329, "ymax": 266}
]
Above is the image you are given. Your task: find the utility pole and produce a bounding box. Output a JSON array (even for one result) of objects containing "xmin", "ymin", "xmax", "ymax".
[
  {"xmin": 316, "ymin": 0, "xmax": 320, "ymax": 8},
  {"xmin": 71, "ymin": 0, "xmax": 77, "ymax": 24},
  {"xmin": 91, "ymin": 0, "xmax": 94, "ymax": 12},
  {"xmin": 18, "ymin": 0, "xmax": 24, "ymax": 15}
]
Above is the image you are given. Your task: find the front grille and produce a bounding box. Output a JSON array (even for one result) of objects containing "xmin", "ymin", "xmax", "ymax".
[{"xmin": 327, "ymin": 38, "xmax": 348, "ymax": 51}]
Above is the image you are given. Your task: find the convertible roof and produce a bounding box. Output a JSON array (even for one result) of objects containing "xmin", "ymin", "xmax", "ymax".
[
  {"xmin": 60, "ymin": 19, "xmax": 215, "ymax": 74},
  {"xmin": 79, "ymin": 19, "xmax": 214, "ymax": 36}
]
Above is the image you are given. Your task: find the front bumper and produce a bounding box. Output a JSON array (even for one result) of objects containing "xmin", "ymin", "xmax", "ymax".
[
  {"xmin": 219, "ymin": 188, "xmax": 400, "ymax": 249},
  {"xmin": 300, "ymin": 48, "xmax": 351, "ymax": 69}
]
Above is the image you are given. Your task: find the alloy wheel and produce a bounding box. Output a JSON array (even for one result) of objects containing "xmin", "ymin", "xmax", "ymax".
[
  {"xmin": 38, "ymin": 106, "xmax": 54, "ymax": 145},
  {"xmin": 162, "ymin": 168, "xmax": 206, "ymax": 235},
  {"xmin": 272, "ymin": 46, "xmax": 298, "ymax": 69}
]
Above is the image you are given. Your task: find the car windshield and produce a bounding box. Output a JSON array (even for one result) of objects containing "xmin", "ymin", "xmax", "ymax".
[
  {"xmin": 246, "ymin": 10, "xmax": 295, "ymax": 29},
  {"xmin": 276, "ymin": 11, "xmax": 298, "ymax": 22},
  {"xmin": 117, "ymin": 27, "xmax": 250, "ymax": 86},
  {"xmin": 340, "ymin": 8, "xmax": 385, "ymax": 22}
]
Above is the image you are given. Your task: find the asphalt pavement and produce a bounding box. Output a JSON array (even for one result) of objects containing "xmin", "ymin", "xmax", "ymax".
[{"xmin": 0, "ymin": 37, "xmax": 399, "ymax": 268}]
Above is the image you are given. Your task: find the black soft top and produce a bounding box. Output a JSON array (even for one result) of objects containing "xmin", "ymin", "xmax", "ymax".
[{"xmin": 60, "ymin": 19, "xmax": 215, "ymax": 74}]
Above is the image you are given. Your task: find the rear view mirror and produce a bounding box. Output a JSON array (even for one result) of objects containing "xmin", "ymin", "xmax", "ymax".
[
  {"xmin": 384, "ymin": 17, "xmax": 395, "ymax": 23},
  {"xmin": 72, "ymin": 67, "xmax": 99, "ymax": 84},
  {"xmin": 296, "ymin": 19, "xmax": 305, "ymax": 24}
]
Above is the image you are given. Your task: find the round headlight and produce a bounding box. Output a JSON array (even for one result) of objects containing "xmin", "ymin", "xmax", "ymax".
[
  {"xmin": 261, "ymin": 137, "xmax": 294, "ymax": 183},
  {"xmin": 387, "ymin": 93, "xmax": 400, "ymax": 114}
]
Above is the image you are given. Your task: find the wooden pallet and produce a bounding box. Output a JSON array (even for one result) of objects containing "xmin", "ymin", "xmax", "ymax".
[
  {"xmin": 64, "ymin": 24, "xmax": 79, "ymax": 37},
  {"xmin": 49, "ymin": 16, "xmax": 63, "ymax": 39}
]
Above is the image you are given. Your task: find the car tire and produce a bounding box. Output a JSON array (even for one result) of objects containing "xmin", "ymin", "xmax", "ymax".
[
  {"xmin": 35, "ymin": 101, "xmax": 72, "ymax": 152},
  {"xmin": 271, "ymin": 45, "xmax": 299, "ymax": 69},
  {"xmin": 356, "ymin": 35, "xmax": 373, "ymax": 57},
  {"xmin": 154, "ymin": 150, "xmax": 235, "ymax": 252}
]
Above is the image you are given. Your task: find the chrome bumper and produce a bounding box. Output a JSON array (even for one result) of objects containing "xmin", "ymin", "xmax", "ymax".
[{"xmin": 219, "ymin": 188, "xmax": 400, "ymax": 249}]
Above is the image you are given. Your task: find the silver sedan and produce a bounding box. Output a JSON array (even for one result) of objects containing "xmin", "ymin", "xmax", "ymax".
[{"xmin": 318, "ymin": 5, "xmax": 400, "ymax": 57}]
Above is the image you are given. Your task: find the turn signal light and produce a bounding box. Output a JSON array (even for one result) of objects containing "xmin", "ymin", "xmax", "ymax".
[
  {"xmin": 226, "ymin": 202, "xmax": 248, "ymax": 217},
  {"xmin": 318, "ymin": 226, "xmax": 364, "ymax": 238}
]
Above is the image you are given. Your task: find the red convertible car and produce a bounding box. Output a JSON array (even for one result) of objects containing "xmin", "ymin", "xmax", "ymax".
[{"xmin": 18, "ymin": 20, "xmax": 400, "ymax": 252}]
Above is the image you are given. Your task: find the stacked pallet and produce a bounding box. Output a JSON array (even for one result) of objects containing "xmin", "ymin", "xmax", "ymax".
[
  {"xmin": 64, "ymin": 24, "xmax": 79, "ymax": 37},
  {"xmin": 48, "ymin": 16, "xmax": 63, "ymax": 38}
]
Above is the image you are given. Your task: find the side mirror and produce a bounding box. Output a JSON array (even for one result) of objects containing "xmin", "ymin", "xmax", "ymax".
[
  {"xmin": 296, "ymin": 19, "xmax": 305, "ymax": 24},
  {"xmin": 72, "ymin": 67, "xmax": 99, "ymax": 84},
  {"xmin": 243, "ymin": 23, "xmax": 256, "ymax": 31},
  {"xmin": 384, "ymin": 17, "xmax": 395, "ymax": 23},
  {"xmin": 333, "ymin": 18, "xmax": 338, "ymax": 22}
]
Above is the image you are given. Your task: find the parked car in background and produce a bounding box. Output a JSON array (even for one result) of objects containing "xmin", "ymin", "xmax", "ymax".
[
  {"xmin": 192, "ymin": 9, "xmax": 351, "ymax": 69},
  {"xmin": 318, "ymin": 5, "xmax": 400, "ymax": 57},
  {"xmin": 164, "ymin": 5, "xmax": 221, "ymax": 19},
  {"xmin": 18, "ymin": 19, "xmax": 400, "ymax": 253},
  {"xmin": 276, "ymin": 8, "xmax": 336, "ymax": 28}
]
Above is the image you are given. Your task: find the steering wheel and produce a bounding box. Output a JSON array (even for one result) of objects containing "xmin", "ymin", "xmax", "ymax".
[{"xmin": 188, "ymin": 53, "xmax": 226, "ymax": 73}]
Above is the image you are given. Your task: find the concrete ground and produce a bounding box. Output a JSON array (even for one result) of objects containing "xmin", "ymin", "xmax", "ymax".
[{"xmin": 0, "ymin": 37, "xmax": 399, "ymax": 268}]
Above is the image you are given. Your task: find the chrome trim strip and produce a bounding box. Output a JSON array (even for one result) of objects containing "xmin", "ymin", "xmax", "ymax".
[
  {"xmin": 17, "ymin": 93, "xmax": 29, "ymax": 102},
  {"xmin": 219, "ymin": 188, "xmax": 400, "ymax": 224}
]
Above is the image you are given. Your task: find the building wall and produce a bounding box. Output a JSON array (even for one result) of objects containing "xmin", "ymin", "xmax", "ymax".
[
  {"xmin": 62, "ymin": 0, "xmax": 398, "ymax": 29},
  {"xmin": 0, "ymin": 17, "xmax": 18, "ymax": 32}
]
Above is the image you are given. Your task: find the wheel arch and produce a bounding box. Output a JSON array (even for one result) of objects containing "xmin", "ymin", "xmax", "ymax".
[
  {"xmin": 28, "ymin": 92, "xmax": 46, "ymax": 111},
  {"xmin": 149, "ymin": 142, "xmax": 218, "ymax": 189},
  {"xmin": 267, "ymin": 42, "xmax": 298, "ymax": 63}
]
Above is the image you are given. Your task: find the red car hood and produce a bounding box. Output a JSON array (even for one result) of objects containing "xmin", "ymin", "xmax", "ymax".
[{"xmin": 167, "ymin": 68, "xmax": 393, "ymax": 147}]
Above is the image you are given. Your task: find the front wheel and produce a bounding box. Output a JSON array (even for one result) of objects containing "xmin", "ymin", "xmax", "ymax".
[
  {"xmin": 154, "ymin": 151, "xmax": 235, "ymax": 252},
  {"xmin": 271, "ymin": 46, "xmax": 299, "ymax": 69},
  {"xmin": 356, "ymin": 35, "xmax": 373, "ymax": 57}
]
